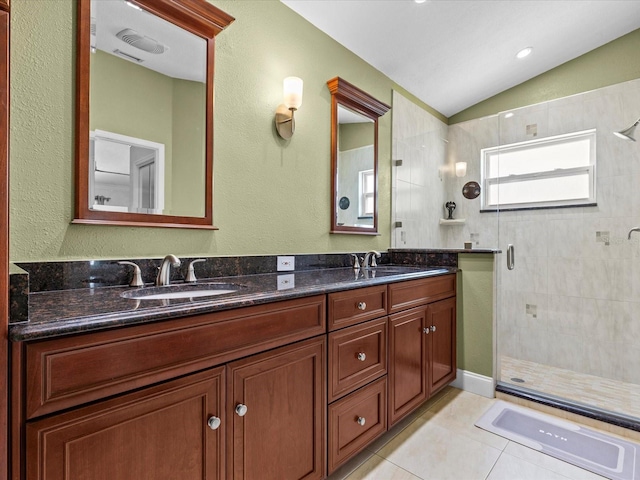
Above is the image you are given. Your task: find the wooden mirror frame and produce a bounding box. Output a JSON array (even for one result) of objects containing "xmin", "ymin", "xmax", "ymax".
[
  {"xmin": 1, "ymin": 0, "xmax": 8, "ymax": 475},
  {"xmin": 74, "ymin": 0, "xmax": 233, "ymax": 229},
  {"xmin": 327, "ymin": 77, "xmax": 390, "ymax": 235}
]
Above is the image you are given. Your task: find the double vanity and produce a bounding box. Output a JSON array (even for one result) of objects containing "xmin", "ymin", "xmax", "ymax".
[{"xmin": 9, "ymin": 257, "xmax": 457, "ymax": 480}]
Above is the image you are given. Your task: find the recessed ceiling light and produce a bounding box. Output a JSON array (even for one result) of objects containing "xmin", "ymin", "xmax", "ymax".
[
  {"xmin": 415, "ymin": 0, "xmax": 428, "ymax": 3},
  {"xmin": 516, "ymin": 47, "xmax": 533, "ymax": 59}
]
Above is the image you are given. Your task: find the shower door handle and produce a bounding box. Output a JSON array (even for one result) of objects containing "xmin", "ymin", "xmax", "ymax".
[{"xmin": 507, "ymin": 244, "xmax": 515, "ymax": 270}]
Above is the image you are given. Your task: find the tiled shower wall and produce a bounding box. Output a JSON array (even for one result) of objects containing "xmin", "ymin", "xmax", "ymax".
[
  {"xmin": 445, "ymin": 78, "xmax": 640, "ymax": 386},
  {"xmin": 391, "ymin": 91, "xmax": 449, "ymax": 249}
]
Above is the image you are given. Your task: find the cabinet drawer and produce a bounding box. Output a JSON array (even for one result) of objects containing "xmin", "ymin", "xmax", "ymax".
[
  {"xmin": 24, "ymin": 295, "xmax": 325, "ymax": 419},
  {"xmin": 388, "ymin": 274, "xmax": 456, "ymax": 314},
  {"xmin": 328, "ymin": 285, "xmax": 387, "ymax": 331},
  {"xmin": 328, "ymin": 377, "xmax": 387, "ymax": 474},
  {"xmin": 328, "ymin": 318, "xmax": 387, "ymax": 402}
]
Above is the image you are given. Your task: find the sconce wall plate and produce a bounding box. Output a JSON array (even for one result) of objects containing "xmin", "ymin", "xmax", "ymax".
[{"xmin": 275, "ymin": 104, "xmax": 295, "ymax": 139}]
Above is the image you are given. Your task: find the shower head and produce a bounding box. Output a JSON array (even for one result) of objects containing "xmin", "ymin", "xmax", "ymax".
[{"xmin": 614, "ymin": 117, "xmax": 640, "ymax": 142}]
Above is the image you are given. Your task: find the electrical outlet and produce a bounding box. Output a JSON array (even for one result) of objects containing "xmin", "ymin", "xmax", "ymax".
[
  {"xmin": 277, "ymin": 274, "xmax": 295, "ymax": 290},
  {"xmin": 277, "ymin": 256, "xmax": 295, "ymax": 271}
]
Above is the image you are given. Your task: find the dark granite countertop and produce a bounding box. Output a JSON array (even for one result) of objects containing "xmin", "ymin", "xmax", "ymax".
[{"xmin": 9, "ymin": 265, "xmax": 456, "ymax": 342}]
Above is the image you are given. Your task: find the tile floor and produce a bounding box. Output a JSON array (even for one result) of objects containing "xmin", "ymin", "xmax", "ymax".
[{"xmin": 329, "ymin": 387, "xmax": 621, "ymax": 480}]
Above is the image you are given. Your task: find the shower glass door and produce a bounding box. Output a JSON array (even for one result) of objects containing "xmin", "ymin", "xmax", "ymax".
[{"xmin": 495, "ymin": 79, "xmax": 640, "ymax": 423}]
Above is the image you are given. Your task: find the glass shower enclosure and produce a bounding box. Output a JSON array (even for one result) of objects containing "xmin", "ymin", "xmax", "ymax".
[{"xmin": 495, "ymin": 78, "xmax": 640, "ymax": 424}]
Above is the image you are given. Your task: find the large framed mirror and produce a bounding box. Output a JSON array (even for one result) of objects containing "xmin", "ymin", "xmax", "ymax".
[
  {"xmin": 74, "ymin": 0, "xmax": 233, "ymax": 228},
  {"xmin": 327, "ymin": 77, "xmax": 390, "ymax": 235}
]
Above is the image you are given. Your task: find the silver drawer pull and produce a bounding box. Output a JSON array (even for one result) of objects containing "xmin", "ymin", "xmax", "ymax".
[
  {"xmin": 357, "ymin": 416, "xmax": 366, "ymax": 426},
  {"xmin": 235, "ymin": 404, "xmax": 248, "ymax": 417},
  {"xmin": 357, "ymin": 302, "xmax": 367, "ymax": 311},
  {"xmin": 423, "ymin": 327, "xmax": 430, "ymax": 335},
  {"xmin": 430, "ymin": 325, "xmax": 436, "ymax": 332},
  {"xmin": 356, "ymin": 352, "xmax": 366, "ymax": 361},
  {"xmin": 207, "ymin": 416, "xmax": 221, "ymax": 430}
]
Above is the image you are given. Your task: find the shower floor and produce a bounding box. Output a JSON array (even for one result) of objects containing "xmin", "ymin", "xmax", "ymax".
[{"xmin": 500, "ymin": 356, "xmax": 640, "ymax": 422}]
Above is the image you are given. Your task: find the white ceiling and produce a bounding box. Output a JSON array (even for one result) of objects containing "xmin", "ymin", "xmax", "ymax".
[
  {"xmin": 281, "ymin": 0, "xmax": 640, "ymax": 118},
  {"xmin": 92, "ymin": 0, "xmax": 206, "ymax": 82}
]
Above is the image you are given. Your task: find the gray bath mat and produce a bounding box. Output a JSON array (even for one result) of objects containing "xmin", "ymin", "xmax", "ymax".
[{"xmin": 476, "ymin": 401, "xmax": 639, "ymax": 480}]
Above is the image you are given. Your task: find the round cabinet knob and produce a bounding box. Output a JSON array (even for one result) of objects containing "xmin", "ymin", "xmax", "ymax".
[
  {"xmin": 207, "ymin": 416, "xmax": 221, "ymax": 430},
  {"xmin": 357, "ymin": 302, "xmax": 367, "ymax": 311},
  {"xmin": 357, "ymin": 416, "xmax": 366, "ymax": 426},
  {"xmin": 356, "ymin": 352, "xmax": 366, "ymax": 362},
  {"xmin": 235, "ymin": 404, "xmax": 248, "ymax": 417},
  {"xmin": 430, "ymin": 325, "xmax": 437, "ymax": 332},
  {"xmin": 423, "ymin": 327, "xmax": 430, "ymax": 334}
]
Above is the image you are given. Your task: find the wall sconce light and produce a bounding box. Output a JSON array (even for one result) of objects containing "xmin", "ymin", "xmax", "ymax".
[
  {"xmin": 275, "ymin": 76, "xmax": 303, "ymax": 139},
  {"xmin": 455, "ymin": 162, "xmax": 467, "ymax": 177},
  {"xmin": 614, "ymin": 116, "xmax": 640, "ymax": 142}
]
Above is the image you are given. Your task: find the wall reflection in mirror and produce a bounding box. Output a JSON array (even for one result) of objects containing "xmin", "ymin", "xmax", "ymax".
[
  {"xmin": 87, "ymin": 0, "xmax": 212, "ymax": 219},
  {"xmin": 336, "ymin": 105, "xmax": 375, "ymax": 228}
]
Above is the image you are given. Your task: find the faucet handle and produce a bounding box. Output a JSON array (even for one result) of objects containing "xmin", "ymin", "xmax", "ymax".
[
  {"xmin": 118, "ymin": 261, "xmax": 144, "ymax": 287},
  {"xmin": 185, "ymin": 259, "xmax": 206, "ymax": 282},
  {"xmin": 350, "ymin": 253, "xmax": 361, "ymax": 270},
  {"xmin": 370, "ymin": 251, "xmax": 381, "ymax": 267}
]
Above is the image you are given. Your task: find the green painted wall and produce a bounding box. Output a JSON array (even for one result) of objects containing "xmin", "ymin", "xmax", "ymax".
[
  {"xmin": 9, "ymin": 0, "xmax": 418, "ymax": 262},
  {"xmin": 170, "ymin": 80, "xmax": 206, "ymax": 218},
  {"xmin": 450, "ymin": 28, "xmax": 640, "ymax": 124},
  {"xmin": 457, "ymin": 253, "xmax": 494, "ymax": 377},
  {"xmin": 339, "ymin": 122, "xmax": 374, "ymax": 152}
]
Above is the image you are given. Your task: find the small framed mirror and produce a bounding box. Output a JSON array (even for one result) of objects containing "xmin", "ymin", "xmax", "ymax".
[
  {"xmin": 327, "ymin": 77, "xmax": 390, "ymax": 235},
  {"xmin": 74, "ymin": 0, "xmax": 233, "ymax": 228}
]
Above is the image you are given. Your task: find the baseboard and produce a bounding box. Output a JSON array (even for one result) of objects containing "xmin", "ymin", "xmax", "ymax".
[{"xmin": 450, "ymin": 369, "xmax": 495, "ymax": 398}]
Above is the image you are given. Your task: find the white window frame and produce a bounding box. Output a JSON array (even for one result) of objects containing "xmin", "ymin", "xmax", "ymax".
[
  {"xmin": 359, "ymin": 169, "xmax": 374, "ymax": 218},
  {"xmin": 481, "ymin": 129, "xmax": 597, "ymax": 212}
]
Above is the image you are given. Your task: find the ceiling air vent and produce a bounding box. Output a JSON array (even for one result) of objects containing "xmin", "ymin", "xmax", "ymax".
[{"xmin": 115, "ymin": 28, "xmax": 168, "ymax": 54}]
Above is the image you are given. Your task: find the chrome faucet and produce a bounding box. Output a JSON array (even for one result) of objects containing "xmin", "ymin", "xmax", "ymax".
[
  {"xmin": 628, "ymin": 227, "xmax": 640, "ymax": 240},
  {"xmin": 351, "ymin": 253, "xmax": 362, "ymax": 270},
  {"xmin": 156, "ymin": 254, "xmax": 181, "ymax": 286},
  {"xmin": 363, "ymin": 250, "xmax": 381, "ymax": 269}
]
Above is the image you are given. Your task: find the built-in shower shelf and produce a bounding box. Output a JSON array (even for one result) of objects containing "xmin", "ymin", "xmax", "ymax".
[{"xmin": 439, "ymin": 218, "xmax": 466, "ymax": 225}]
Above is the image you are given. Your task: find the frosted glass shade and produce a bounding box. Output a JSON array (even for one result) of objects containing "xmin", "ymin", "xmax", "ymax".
[
  {"xmin": 455, "ymin": 162, "xmax": 467, "ymax": 177},
  {"xmin": 283, "ymin": 77, "xmax": 303, "ymax": 110}
]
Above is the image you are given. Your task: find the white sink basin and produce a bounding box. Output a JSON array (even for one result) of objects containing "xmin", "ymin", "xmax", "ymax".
[{"xmin": 121, "ymin": 283, "xmax": 242, "ymax": 300}]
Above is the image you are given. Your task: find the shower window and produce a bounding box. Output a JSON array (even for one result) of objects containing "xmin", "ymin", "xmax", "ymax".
[{"xmin": 481, "ymin": 129, "xmax": 596, "ymax": 211}]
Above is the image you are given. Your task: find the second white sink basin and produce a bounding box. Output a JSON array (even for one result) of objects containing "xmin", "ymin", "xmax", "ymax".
[{"xmin": 121, "ymin": 283, "xmax": 242, "ymax": 300}]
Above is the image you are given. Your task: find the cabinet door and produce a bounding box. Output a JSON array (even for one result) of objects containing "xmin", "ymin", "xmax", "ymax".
[
  {"xmin": 227, "ymin": 337, "xmax": 326, "ymax": 480},
  {"xmin": 388, "ymin": 308, "xmax": 428, "ymax": 426},
  {"xmin": 427, "ymin": 297, "xmax": 457, "ymax": 395},
  {"xmin": 26, "ymin": 367, "xmax": 225, "ymax": 480}
]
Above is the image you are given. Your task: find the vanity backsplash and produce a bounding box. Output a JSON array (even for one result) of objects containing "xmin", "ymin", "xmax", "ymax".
[{"xmin": 9, "ymin": 249, "xmax": 464, "ymax": 324}]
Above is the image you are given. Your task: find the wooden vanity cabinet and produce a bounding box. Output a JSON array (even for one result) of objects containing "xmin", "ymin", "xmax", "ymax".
[
  {"xmin": 26, "ymin": 367, "xmax": 226, "ymax": 480},
  {"xmin": 15, "ymin": 273, "xmax": 456, "ymax": 480},
  {"xmin": 227, "ymin": 337, "xmax": 325, "ymax": 480},
  {"xmin": 388, "ymin": 280, "xmax": 456, "ymax": 427},
  {"xmin": 16, "ymin": 297, "xmax": 327, "ymax": 480},
  {"xmin": 326, "ymin": 289, "xmax": 389, "ymax": 474}
]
